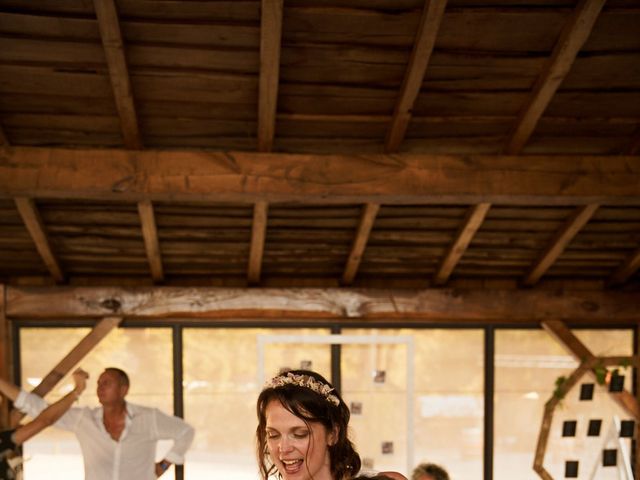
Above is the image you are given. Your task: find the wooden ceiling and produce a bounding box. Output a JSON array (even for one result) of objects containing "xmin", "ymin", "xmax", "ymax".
[{"xmin": 0, "ymin": 0, "xmax": 639, "ymax": 290}]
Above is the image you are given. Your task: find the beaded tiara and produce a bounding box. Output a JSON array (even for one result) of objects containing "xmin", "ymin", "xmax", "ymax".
[{"xmin": 264, "ymin": 372, "xmax": 340, "ymax": 406}]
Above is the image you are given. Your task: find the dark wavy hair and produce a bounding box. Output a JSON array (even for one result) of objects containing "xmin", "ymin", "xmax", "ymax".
[{"xmin": 256, "ymin": 369, "xmax": 361, "ymax": 480}]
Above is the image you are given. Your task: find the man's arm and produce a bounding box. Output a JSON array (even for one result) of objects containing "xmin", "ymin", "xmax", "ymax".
[
  {"xmin": 153, "ymin": 409, "xmax": 195, "ymax": 476},
  {"xmin": 12, "ymin": 369, "xmax": 88, "ymax": 445}
]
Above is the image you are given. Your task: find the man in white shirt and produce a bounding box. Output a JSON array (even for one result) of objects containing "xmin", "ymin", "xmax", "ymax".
[{"xmin": 15, "ymin": 367, "xmax": 195, "ymax": 480}]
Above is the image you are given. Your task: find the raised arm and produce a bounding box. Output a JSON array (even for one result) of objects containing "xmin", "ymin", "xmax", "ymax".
[
  {"xmin": 12, "ymin": 368, "xmax": 88, "ymax": 445},
  {"xmin": 0, "ymin": 376, "xmax": 21, "ymax": 403}
]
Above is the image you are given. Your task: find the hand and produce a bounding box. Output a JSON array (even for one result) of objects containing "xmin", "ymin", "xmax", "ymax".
[{"xmin": 72, "ymin": 368, "xmax": 89, "ymax": 396}]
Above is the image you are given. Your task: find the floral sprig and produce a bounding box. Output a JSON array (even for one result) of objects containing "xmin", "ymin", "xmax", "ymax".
[{"xmin": 264, "ymin": 372, "xmax": 340, "ymax": 406}]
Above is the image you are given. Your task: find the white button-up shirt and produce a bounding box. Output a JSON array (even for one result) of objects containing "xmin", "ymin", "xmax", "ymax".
[{"xmin": 15, "ymin": 390, "xmax": 194, "ymax": 480}]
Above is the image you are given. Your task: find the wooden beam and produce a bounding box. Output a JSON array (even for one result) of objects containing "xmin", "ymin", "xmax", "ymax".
[
  {"xmin": 93, "ymin": 0, "xmax": 142, "ymax": 149},
  {"xmin": 541, "ymin": 320, "xmax": 594, "ymax": 362},
  {"xmin": 11, "ymin": 316, "xmax": 122, "ymax": 424},
  {"xmin": 385, "ymin": 0, "xmax": 448, "ymax": 152},
  {"xmin": 14, "ymin": 197, "xmax": 65, "ymax": 284},
  {"xmin": 137, "ymin": 200, "xmax": 163, "ymax": 282},
  {"xmin": 522, "ymin": 204, "xmax": 598, "ymax": 286},
  {"xmin": 5, "ymin": 287, "xmax": 640, "ymax": 324},
  {"xmin": 2, "ymin": 147, "xmax": 640, "ymax": 205},
  {"xmin": 258, "ymin": 0, "xmax": 283, "ymax": 152},
  {"xmin": 627, "ymin": 127, "xmax": 640, "ymax": 155},
  {"xmin": 608, "ymin": 246, "xmax": 640, "ymax": 286},
  {"xmin": 248, "ymin": 200, "xmax": 268, "ymax": 284},
  {"xmin": 433, "ymin": 202, "xmax": 490, "ymax": 286},
  {"xmin": 342, "ymin": 203, "xmax": 380, "ymax": 286},
  {"xmin": 0, "ymin": 124, "xmax": 8, "ymax": 145},
  {"xmin": 504, "ymin": 0, "xmax": 606, "ymax": 154}
]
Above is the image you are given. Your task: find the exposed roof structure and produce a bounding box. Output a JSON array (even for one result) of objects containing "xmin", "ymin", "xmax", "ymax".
[{"xmin": 0, "ymin": 0, "xmax": 639, "ymax": 291}]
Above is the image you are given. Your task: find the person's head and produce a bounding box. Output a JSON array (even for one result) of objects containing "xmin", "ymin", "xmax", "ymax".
[
  {"xmin": 97, "ymin": 368, "xmax": 129, "ymax": 406},
  {"xmin": 256, "ymin": 369, "xmax": 361, "ymax": 480},
  {"xmin": 412, "ymin": 463, "xmax": 449, "ymax": 480}
]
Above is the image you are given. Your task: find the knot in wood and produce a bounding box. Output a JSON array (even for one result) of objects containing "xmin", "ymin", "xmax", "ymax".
[
  {"xmin": 580, "ymin": 301, "xmax": 598, "ymax": 313},
  {"xmin": 100, "ymin": 298, "xmax": 122, "ymax": 312}
]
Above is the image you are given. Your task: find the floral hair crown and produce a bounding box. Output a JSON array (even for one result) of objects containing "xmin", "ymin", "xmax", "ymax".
[{"xmin": 264, "ymin": 372, "xmax": 340, "ymax": 406}]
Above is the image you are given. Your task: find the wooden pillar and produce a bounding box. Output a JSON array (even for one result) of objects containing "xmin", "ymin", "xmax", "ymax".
[
  {"xmin": 0, "ymin": 284, "xmax": 11, "ymax": 429},
  {"xmin": 636, "ymin": 323, "xmax": 640, "ymax": 480}
]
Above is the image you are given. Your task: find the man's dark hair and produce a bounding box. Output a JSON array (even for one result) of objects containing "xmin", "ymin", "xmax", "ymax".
[
  {"xmin": 412, "ymin": 463, "xmax": 449, "ymax": 480},
  {"xmin": 104, "ymin": 367, "xmax": 130, "ymax": 387}
]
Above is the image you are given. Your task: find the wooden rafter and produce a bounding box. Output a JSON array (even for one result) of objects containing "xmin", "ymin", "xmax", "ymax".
[
  {"xmin": 93, "ymin": 0, "xmax": 142, "ymax": 149},
  {"xmin": 504, "ymin": 0, "xmax": 606, "ymax": 154},
  {"xmin": 608, "ymin": 246, "xmax": 640, "ymax": 286},
  {"xmin": 14, "ymin": 197, "xmax": 65, "ymax": 283},
  {"xmin": 137, "ymin": 199, "xmax": 163, "ymax": 282},
  {"xmin": 11, "ymin": 316, "xmax": 122, "ymax": 424},
  {"xmin": 5, "ymin": 287, "xmax": 640, "ymax": 324},
  {"xmin": 522, "ymin": 204, "xmax": 598, "ymax": 286},
  {"xmin": 257, "ymin": 0, "xmax": 283, "ymax": 152},
  {"xmin": 2, "ymin": 148, "xmax": 640, "ymax": 205},
  {"xmin": 248, "ymin": 200, "xmax": 268, "ymax": 284},
  {"xmin": 342, "ymin": 203, "xmax": 380, "ymax": 286},
  {"xmin": 433, "ymin": 202, "xmax": 490, "ymax": 285},
  {"xmin": 385, "ymin": 0, "xmax": 449, "ymax": 152}
]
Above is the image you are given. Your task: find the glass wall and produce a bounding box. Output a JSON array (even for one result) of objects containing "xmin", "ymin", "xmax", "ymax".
[
  {"xmin": 16, "ymin": 324, "xmax": 635, "ymax": 480},
  {"xmin": 494, "ymin": 329, "xmax": 634, "ymax": 480},
  {"xmin": 19, "ymin": 327, "xmax": 174, "ymax": 480},
  {"xmin": 182, "ymin": 327, "xmax": 331, "ymax": 479}
]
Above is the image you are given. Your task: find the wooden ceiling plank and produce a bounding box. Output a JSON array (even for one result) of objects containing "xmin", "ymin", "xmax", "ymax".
[
  {"xmin": 93, "ymin": 0, "xmax": 142, "ymax": 149},
  {"xmin": 522, "ymin": 204, "xmax": 599, "ymax": 286},
  {"xmin": 504, "ymin": 0, "xmax": 607, "ymax": 154},
  {"xmin": 248, "ymin": 200, "xmax": 268, "ymax": 284},
  {"xmin": 342, "ymin": 203, "xmax": 380, "ymax": 286},
  {"xmin": 258, "ymin": 0, "xmax": 284, "ymax": 152},
  {"xmin": 434, "ymin": 202, "xmax": 490, "ymax": 285},
  {"xmin": 14, "ymin": 197, "xmax": 65, "ymax": 284},
  {"xmin": 6, "ymin": 287, "xmax": 640, "ymax": 324},
  {"xmin": 608, "ymin": 247, "xmax": 640, "ymax": 286},
  {"xmin": 385, "ymin": 0, "xmax": 449, "ymax": 153},
  {"xmin": 137, "ymin": 199, "xmax": 164, "ymax": 282},
  {"xmin": 0, "ymin": 124, "xmax": 8, "ymax": 146},
  {"xmin": 3, "ymin": 148, "xmax": 640, "ymax": 205}
]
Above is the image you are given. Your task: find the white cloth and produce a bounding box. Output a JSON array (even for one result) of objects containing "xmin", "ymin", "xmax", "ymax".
[{"xmin": 15, "ymin": 390, "xmax": 194, "ymax": 480}]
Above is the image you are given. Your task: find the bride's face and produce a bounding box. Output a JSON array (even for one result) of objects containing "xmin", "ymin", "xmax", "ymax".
[{"xmin": 264, "ymin": 399, "xmax": 335, "ymax": 480}]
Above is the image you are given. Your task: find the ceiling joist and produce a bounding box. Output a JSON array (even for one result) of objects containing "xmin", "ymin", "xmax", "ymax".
[
  {"xmin": 342, "ymin": 203, "xmax": 380, "ymax": 286},
  {"xmin": 385, "ymin": 0, "xmax": 449, "ymax": 153},
  {"xmin": 434, "ymin": 202, "xmax": 491, "ymax": 286},
  {"xmin": 608, "ymin": 247, "xmax": 640, "ymax": 287},
  {"xmin": 93, "ymin": 0, "xmax": 142, "ymax": 149},
  {"xmin": 248, "ymin": 200, "xmax": 268, "ymax": 284},
  {"xmin": 504, "ymin": 0, "xmax": 606, "ymax": 154},
  {"xmin": 522, "ymin": 204, "xmax": 599, "ymax": 286},
  {"xmin": 137, "ymin": 199, "xmax": 164, "ymax": 282},
  {"xmin": 2, "ymin": 147, "xmax": 639, "ymax": 205},
  {"xmin": 14, "ymin": 197, "xmax": 65, "ymax": 284},
  {"xmin": 258, "ymin": 0, "xmax": 284, "ymax": 152}
]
